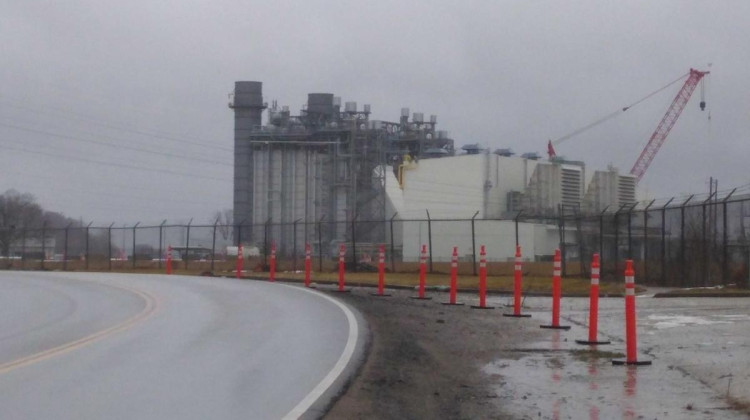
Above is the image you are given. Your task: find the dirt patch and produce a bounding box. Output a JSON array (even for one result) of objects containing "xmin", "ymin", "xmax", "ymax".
[{"xmin": 322, "ymin": 286, "xmax": 546, "ymax": 419}]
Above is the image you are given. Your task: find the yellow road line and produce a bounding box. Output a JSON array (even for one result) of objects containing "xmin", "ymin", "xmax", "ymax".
[{"xmin": 0, "ymin": 280, "xmax": 159, "ymax": 374}]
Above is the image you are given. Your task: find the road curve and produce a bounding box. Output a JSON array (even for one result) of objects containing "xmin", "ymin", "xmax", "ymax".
[{"xmin": 0, "ymin": 271, "xmax": 366, "ymax": 419}]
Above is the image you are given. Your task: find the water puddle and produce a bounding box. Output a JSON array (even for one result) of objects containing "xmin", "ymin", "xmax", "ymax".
[{"xmin": 484, "ymin": 331, "xmax": 744, "ymax": 419}]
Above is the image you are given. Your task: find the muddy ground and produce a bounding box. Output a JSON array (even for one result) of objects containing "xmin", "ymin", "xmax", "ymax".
[
  {"xmin": 322, "ymin": 286, "xmax": 546, "ymax": 419},
  {"xmin": 321, "ymin": 286, "xmax": 750, "ymax": 420}
]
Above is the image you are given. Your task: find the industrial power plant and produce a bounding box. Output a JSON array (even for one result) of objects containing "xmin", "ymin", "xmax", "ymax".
[{"xmin": 230, "ymin": 71, "xmax": 706, "ymax": 260}]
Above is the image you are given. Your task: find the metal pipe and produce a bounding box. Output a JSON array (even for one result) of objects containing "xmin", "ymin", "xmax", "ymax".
[{"xmin": 722, "ymin": 189, "xmax": 736, "ymax": 283}]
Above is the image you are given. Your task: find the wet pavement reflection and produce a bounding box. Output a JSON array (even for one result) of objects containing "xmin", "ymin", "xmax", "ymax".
[{"xmin": 483, "ymin": 308, "xmax": 746, "ymax": 419}]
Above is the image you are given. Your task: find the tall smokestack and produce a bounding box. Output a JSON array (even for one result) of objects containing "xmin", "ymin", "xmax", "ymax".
[{"xmin": 231, "ymin": 81, "xmax": 264, "ymax": 243}]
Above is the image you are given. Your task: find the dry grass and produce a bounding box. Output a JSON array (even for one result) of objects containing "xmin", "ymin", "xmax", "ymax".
[{"xmin": 6, "ymin": 257, "xmax": 640, "ymax": 295}]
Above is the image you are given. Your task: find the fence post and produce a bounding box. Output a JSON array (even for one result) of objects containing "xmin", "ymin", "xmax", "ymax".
[
  {"xmin": 317, "ymin": 215, "xmax": 325, "ymax": 272},
  {"xmin": 426, "ymin": 210, "xmax": 433, "ymax": 274},
  {"xmin": 108, "ymin": 222, "xmax": 114, "ymax": 271},
  {"xmin": 293, "ymin": 218, "xmax": 301, "ymax": 272},
  {"xmin": 41, "ymin": 221, "xmax": 47, "ymax": 270},
  {"xmin": 558, "ymin": 204, "xmax": 567, "ymax": 278},
  {"xmin": 598, "ymin": 206, "xmax": 609, "ymax": 272},
  {"xmin": 389, "ymin": 212, "xmax": 398, "ymax": 273},
  {"xmin": 83, "ymin": 222, "xmax": 91, "ymax": 270},
  {"xmin": 661, "ymin": 198, "xmax": 674, "ymax": 285},
  {"xmin": 680, "ymin": 195, "xmax": 694, "ymax": 287},
  {"xmin": 21, "ymin": 228, "xmax": 26, "ymax": 269},
  {"xmin": 158, "ymin": 220, "xmax": 166, "ymax": 270},
  {"xmin": 471, "ymin": 211, "xmax": 479, "ymax": 276},
  {"xmin": 702, "ymin": 193, "xmax": 716, "ymax": 286},
  {"xmin": 211, "ymin": 217, "xmax": 219, "ymax": 272},
  {"xmin": 627, "ymin": 203, "xmax": 636, "ymax": 260},
  {"xmin": 643, "ymin": 200, "xmax": 655, "ymax": 282},
  {"xmin": 514, "ymin": 210, "xmax": 523, "ymax": 247},
  {"xmin": 132, "ymin": 222, "xmax": 140, "ymax": 269},
  {"xmin": 64, "ymin": 223, "xmax": 71, "ymax": 271},
  {"xmin": 722, "ymin": 190, "xmax": 736, "ymax": 283},
  {"xmin": 185, "ymin": 218, "xmax": 192, "ymax": 270},
  {"xmin": 237, "ymin": 219, "xmax": 245, "ymax": 247},
  {"xmin": 263, "ymin": 217, "xmax": 271, "ymax": 269},
  {"xmin": 613, "ymin": 204, "xmax": 628, "ymax": 275},
  {"xmin": 351, "ymin": 214, "xmax": 358, "ymax": 273}
]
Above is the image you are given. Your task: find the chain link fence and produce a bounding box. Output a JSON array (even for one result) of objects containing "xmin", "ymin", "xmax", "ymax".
[{"xmin": 2, "ymin": 195, "xmax": 749, "ymax": 288}]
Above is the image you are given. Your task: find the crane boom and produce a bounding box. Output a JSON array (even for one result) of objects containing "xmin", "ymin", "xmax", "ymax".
[{"xmin": 629, "ymin": 68, "xmax": 709, "ymax": 181}]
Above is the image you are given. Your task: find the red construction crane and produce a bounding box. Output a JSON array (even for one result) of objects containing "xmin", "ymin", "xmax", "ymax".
[
  {"xmin": 629, "ymin": 68, "xmax": 709, "ymax": 181},
  {"xmin": 547, "ymin": 68, "xmax": 710, "ymax": 182}
]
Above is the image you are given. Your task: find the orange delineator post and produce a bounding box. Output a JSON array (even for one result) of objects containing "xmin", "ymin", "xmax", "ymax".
[
  {"xmin": 378, "ymin": 245, "xmax": 385, "ymax": 294},
  {"xmin": 576, "ymin": 254, "xmax": 610, "ymax": 345},
  {"xmin": 442, "ymin": 246, "xmax": 463, "ymax": 305},
  {"xmin": 236, "ymin": 244, "xmax": 243, "ymax": 279},
  {"xmin": 471, "ymin": 245, "xmax": 493, "ymax": 309},
  {"xmin": 613, "ymin": 260, "xmax": 651, "ymax": 365},
  {"xmin": 450, "ymin": 247, "xmax": 458, "ymax": 303},
  {"xmin": 503, "ymin": 245, "xmax": 530, "ymax": 317},
  {"xmin": 304, "ymin": 243, "xmax": 311, "ymax": 287},
  {"xmin": 411, "ymin": 244, "xmax": 431, "ymax": 300},
  {"xmin": 540, "ymin": 249, "xmax": 570, "ymax": 329},
  {"xmin": 166, "ymin": 246, "xmax": 173, "ymax": 275},
  {"xmin": 336, "ymin": 244, "xmax": 348, "ymax": 292},
  {"xmin": 513, "ymin": 246, "xmax": 522, "ymax": 313},
  {"xmin": 269, "ymin": 242, "xmax": 276, "ymax": 282},
  {"xmin": 371, "ymin": 244, "xmax": 390, "ymax": 297}
]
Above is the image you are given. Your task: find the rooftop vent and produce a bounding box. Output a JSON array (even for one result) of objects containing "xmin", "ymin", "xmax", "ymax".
[{"xmin": 494, "ymin": 148, "xmax": 514, "ymax": 157}]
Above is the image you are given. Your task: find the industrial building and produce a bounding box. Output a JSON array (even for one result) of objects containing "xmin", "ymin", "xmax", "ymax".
[
  {"xmin": 230, "ymin": 81, "xmax": 454, "ymax": 256},
  {"xmin": 230, "ymin": 82, "xmax": 637, "ymax": 260}
]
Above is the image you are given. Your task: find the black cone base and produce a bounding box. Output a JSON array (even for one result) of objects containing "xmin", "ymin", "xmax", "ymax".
[
  {"xmin": 575, "ymin": 339, "xmax": 611, "ymax": 345},
  {"xmin": 441, "ymin": 302, "xmax": 465, "ymax": 306},
  {"xmin": 332, "ymin": 289, "xmax": 351, "ymax": 293},
  {"xmin": 540, "ymin": 324, "xmax": 571, "ymax": 330},
  {"xmin": 470, "ymin": 305, "xmax": 495, "ymax": 309},
  {"xmin": 370, "ymin": 292, "xmax": 392, "ymax": 297},
  {"xmin": 410, "ymin": 296, "xmax": 432, "ymax": 300},
  {"xmin": 612, "ymin": 359, "xmax": 652, "ymax": 366},
  {"xmin": 503, "ymin": 313, "xmax": 532, "ymax": 318}
]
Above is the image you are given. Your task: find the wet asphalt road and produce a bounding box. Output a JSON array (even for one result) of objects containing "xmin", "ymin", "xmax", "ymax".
[
  {"xmin": 482, "ymin": 292, "xmax": 750, "ymax": 419},
  {"xmin": 0, "ymin": 272, "xmax": 363, "ymax": 420}
]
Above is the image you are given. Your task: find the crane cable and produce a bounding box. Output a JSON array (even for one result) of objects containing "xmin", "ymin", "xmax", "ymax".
[{"xmin": 550, "ymin": 71, "xmax": 690, "ymax": 146}]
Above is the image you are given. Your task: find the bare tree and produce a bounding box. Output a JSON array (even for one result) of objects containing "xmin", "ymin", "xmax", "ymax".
[
  {"xmin": 0, "ymin": 190, "xmax": 44, "ymax": 256},
  {"xmin": 213, "ymin": 209, "xmax": 233, "ymax": 242}
]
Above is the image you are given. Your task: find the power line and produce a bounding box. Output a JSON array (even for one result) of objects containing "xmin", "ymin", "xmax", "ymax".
[
  {"xmin": 0, "ymin": 142, "xmax": 231, "ymax": 182},
  {"xmin": 0, "ymin": 98, "xmax": 234, "ymax": 153},
  {"xmin": 0, "ymin": 121, "xmax": 232, "ymax": 167}
]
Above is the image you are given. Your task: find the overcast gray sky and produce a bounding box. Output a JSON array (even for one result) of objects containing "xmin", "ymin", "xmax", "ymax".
[{"xmin": 2, "ymin": 1, "xmax": 748, "ymax": 225}]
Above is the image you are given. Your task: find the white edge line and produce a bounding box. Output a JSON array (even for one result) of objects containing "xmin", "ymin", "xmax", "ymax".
[{"xmin": 279, "ymin": 285, "xmax": 359, "ymax": 420}]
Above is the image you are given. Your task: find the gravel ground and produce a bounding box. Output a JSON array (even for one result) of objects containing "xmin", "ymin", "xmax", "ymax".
[
  {"xmin": 320, "ymin": 285, "xmax": 750, "ymax": 419},
  {"xmin": 322, "ymin": 286, "xmax": 546, "ymax": 419}
]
